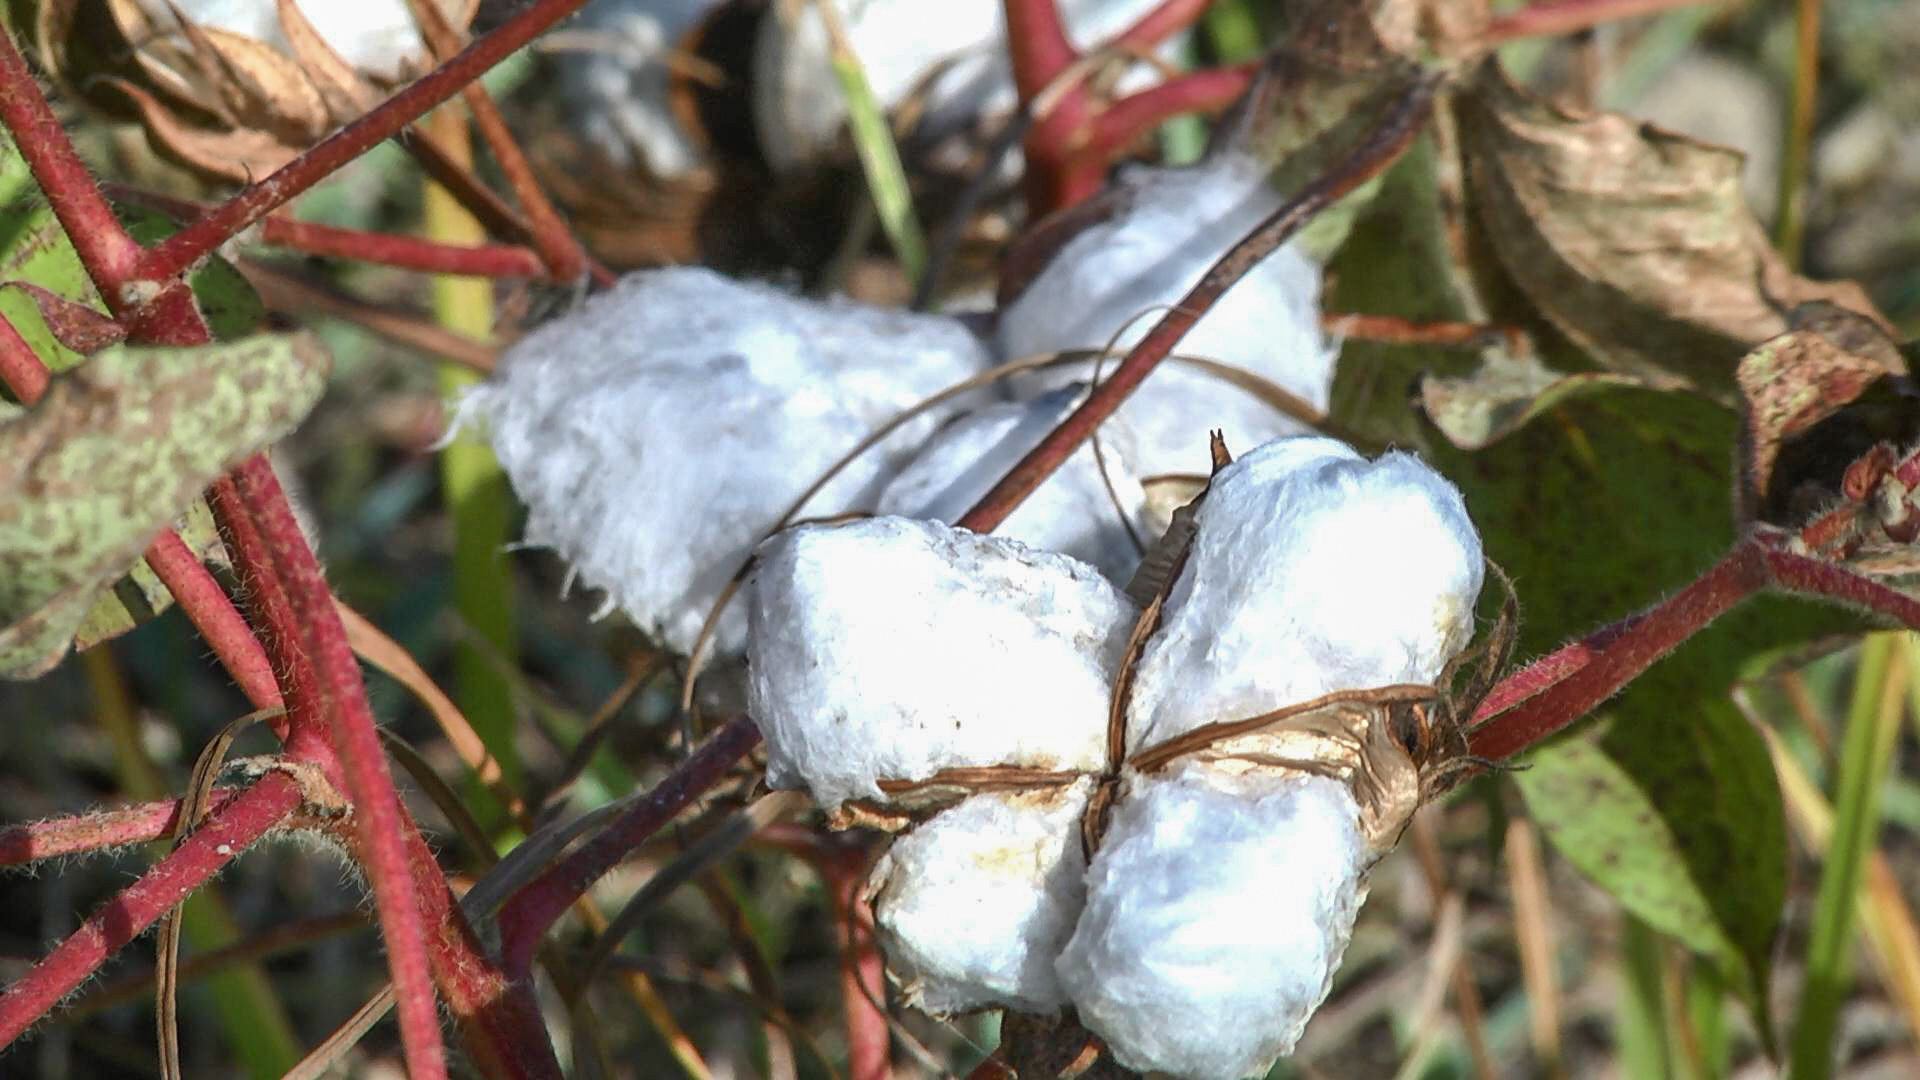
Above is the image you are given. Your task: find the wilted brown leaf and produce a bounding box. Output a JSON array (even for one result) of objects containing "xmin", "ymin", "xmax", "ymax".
[{"xmin": 1454, "ymin": 61, "xmax": 1891, "ymax": 396}]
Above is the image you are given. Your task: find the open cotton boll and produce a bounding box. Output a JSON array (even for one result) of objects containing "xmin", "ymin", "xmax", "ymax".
[
  {"xmin": 868, "ymin": 779, "xmax": 1093, "ymax": 1014},
  {"xmin": 1128, "ymin": 436, "xmax": 1483, "ymax": 752},
  {"xmin": 754, "ymin": 0, "xmax": 1168, "ymax": 172},
  {"xmin": 998, "ymin": 155, "xmax": 1337, "ymax": 478},
  {"xmin": 1056, "ymin": 763, "xmax": 1367, "ymax": 1080},
  {"xmin": 875, "ymin": 386, "xmax": 1151, "ymax": 583},
  {"xmin": 549, "ymin": 0, "xmax": 723, "ymax": 177},
  {"xmin": 746, "ymin": 517, "xmax": 1128, "ymax": 808},
  {"xmin": 466, "ymin": 268, "xmax": 990, "ymax": 656}
]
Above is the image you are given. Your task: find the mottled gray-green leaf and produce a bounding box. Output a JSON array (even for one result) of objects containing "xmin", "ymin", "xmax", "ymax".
[{"xmin": 0, "ymin": 333, "xmax": 330, "ymax": 677}]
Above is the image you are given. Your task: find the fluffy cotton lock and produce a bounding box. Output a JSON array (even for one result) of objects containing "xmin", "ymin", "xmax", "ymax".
[
  {"xmin": 1127, "ymin": 436, "xmax": 1484, "ymax": 752},
  {"xmin": 867, "ymin": 779, "xmax": 1094, "ymax": 1014},
  {"xmin": 875, "ymin": 386, "xmax": 1152, "ymax": 584},
  {"xmin": 1055, "ymin": 763, "xmax": 1368, "ymax": 1080},
  {"xmin": 465, "ymin": 268, "xmax": 990, "ymax": 655},
  {"xmin": 998, "ymin": 155, "xmax": 1338, "ymax": 478},
  {"xmin": 746, "ymin": 517, "xmax": 1127, "ymax": 808}
]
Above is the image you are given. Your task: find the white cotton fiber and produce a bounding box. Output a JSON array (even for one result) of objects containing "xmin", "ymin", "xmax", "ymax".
[
  {"xmin": 746, "ymin": 517, "xmax": 1128, "ymax": 808},
  {"xmin": 868, "ymin": 780, "xmax": 1093, "ymax": 1014},
  {"xmin": 466, "ymin": 268, "xmax": 990, "ymax": 655},
  {"xmin": 998, "ymin": 155, "xmax": 1337, "ymax": 478},
  {"xmin": 1128, "ymin": 436, "xmax": 1483, "ymax": 752},
  {"xmin": 876, "ymin": 385, "xmax": 1151, "ymax": 583},
  {"xmin": 754, "ymin": 0, "xmax": 1169, "ymax": 171},
  {"xmin": 549, "ymin": 0, "xmax": 723, "ymax": 177},
  {"xmin": 1056, "ymin": 763, "xmax": 1367, "ymax": 1080}
]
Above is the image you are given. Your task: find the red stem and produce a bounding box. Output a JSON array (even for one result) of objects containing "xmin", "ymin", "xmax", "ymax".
[
  {"xmin": 1072, "ymin": 63, "xmax": 1256, "ymax": 170},
  {"xmin": 958, "ymin": 76, "xmax": 1436, "ymax": 533},
  {"xmin": 1004, "ymin": 0, "xmax": 1079, "ymax": 99},
  {"xmin": 1005, "ymin": 0, "xmax": 1097, "ymax": 214},
  {"xmin": 1483, "ymin": 0, "xmax": 1713, "ymax": 46},
  {"xmin": 1468, "ymin": 533, "xmax": 1920, "ymax": 761},
  {"xmin": 0, "ymin": 308, "xmax": 49, "ymax": 402},
  {"xmin": 227, "ymin": 458, "xmax": 451, "ymax": 1080},
  {"xmin": 496, "ymin": 716, "xmax": 763, "ymax": 978},
  {"xmin": 0, "ymin": 32, "xmax": 141, "ymax": 289},
  {"xmin": 135, "ymin": 0, "xmax": 596, "ymax": 284},
  {"xmin": 0, "ymin": 771, "xmax": 300, "ymax": 1048},
  {"xmin": 1111, "ymin": 0, "xmax": 1216, "ymax": 51},
  {"xmin": 144, "ymin": 530, "xmax": 289, "ymax": 720},
  {"xmin": 825, "ymin": 844, "xmax": 891, "ymax": 1080},
  {"xmin": 0, "ymin": 790, "xmax": 244, "ymax": 866},
  {"xmin": 263, "ymin": 216, "xmax": 546, "ymax": 277}
]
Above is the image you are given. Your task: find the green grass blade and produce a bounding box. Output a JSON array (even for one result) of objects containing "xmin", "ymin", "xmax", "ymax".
[
  {"xmin": 1618, "ymin": 915, "xmax": 1671, "ymax": 1080},
  {"xmin": 426, "ymin": 114, "xmax": 523, "ymax": 821},
  {"xmin": 816, "ymin": 0, "xmax": 928, "ymax": 282},
  {"xmin": 1788, "ymin": 633, "xmax": 1908, "ymax": 1078}
]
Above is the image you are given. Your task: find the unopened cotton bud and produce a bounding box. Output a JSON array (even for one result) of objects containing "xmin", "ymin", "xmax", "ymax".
[
  {"xmin": 464, "ymin": 268, "xmax": 989, "ymax": 656},
  {"xmin": 868, "ymin": 780, "xmax": 1094, "ymax": 1014},
  {"xmin": 876, "ymin": 386, "xmax": 1152, "ymax": 583},
  {"xmin": 746, "ymin": 517, "xmax": 1127, "ymax": 808},
  {"xmin": 1056, "ymin": 763, "xmax": 1367, "ymax": 1080},
  {"xmin": 1128, "ymin": 436, "xmax": 1483, "ymax": 752},
  {"xmin": 998, "ymin": 156, "xmax": 1337, "ymax": 477}
]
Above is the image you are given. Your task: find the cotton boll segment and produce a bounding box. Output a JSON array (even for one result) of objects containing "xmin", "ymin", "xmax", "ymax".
[
  {"xmin": 876, "ymin": 386, "xmax": 1152, "ymax": 583},
  {"xmin": 467, "ymin": 268, "xmax": 991, "ymax": 656},
  {"xmin": 1128, "ymin": 436, "xmax": 1483, "ymax": 753},
  {"xmin": 746, "ymin": 517, "xmax": 1127, "ymax": 809},
  {"xmin": 997, "ymin": 155, "xmax": 1338, "ymax": 478},
  {"xmin": 1056, "ymin": 763, "xmax": 1368, "ymax": 1080},
  {"xmin": 549, "ymin": 0, "xmax": 724, "ymax": 178},
  {"xmin": 868, "ymin": 779, "xmax": 1094, "ymax": 1014},
  {"xmin": 160, "ymin": 0, "xmax": 467, "ymax": 80}
]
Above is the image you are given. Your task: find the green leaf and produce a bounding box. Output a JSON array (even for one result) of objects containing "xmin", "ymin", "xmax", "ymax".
[
  {"xmin": 1423, "ymin": 379, "xmax": 1856, "ymax": 1023},
  {"xmin": 0, "ymin": 333, "xmax": 330, "ymax": 678}
]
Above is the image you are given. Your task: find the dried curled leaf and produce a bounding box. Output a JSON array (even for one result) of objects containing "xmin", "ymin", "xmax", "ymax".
[
  {"xmin": 0, "ymin": 333, "xmax": 331, "ymax": 678},
  {"xmin": 1454, "ymin": 61, "xmax": 1890, "ymax": 396}
]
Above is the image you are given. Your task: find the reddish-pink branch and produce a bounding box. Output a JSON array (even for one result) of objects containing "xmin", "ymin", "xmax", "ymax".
[
  {"xmin": 1111, "ymin": 0, "xmax": 1216, "ymax": 51},
  {"xmin": 135, "ymin": 0, "xmax": 596, "ymax": 284},
  {"xmin": 227, "ymin": 458, "xmax": 451, "ymax": 1080},
  {"xmin": 144, "ymin": 530, "xmax": 289, "ymax": 721},
  {"xmin": 825, "ymin": 844, "xmax": 891, "ymax": 1080},
  {"xmin": 496, "ymin": 716, "xmax": 763, "ymax": 978},
  {"xmin": 1483, "ymin": 0, "xmax": 1713, "ymax": 46},
  {"xmin": 959, "ymin": 77, "xmax": 1436, "ymax": 533},
  {"xmin": 0, "ymin": 308, "xmax": 49, "ymax": 402},
  {"xmin": 0, "ymin": 771, "xmax": 300, "ymax": 1048},
  {"xmin": 1072, "ymin": 63, "xmax": 1256, "ymax": 169},
  {"xmin": 264, "ymin": 216, "xmax": 547, "ymax": 277},
  {"xmin": 0, "ymin": 33, "xmax": 141, "ymax": 289},
  {"xmin": 1005, "ymin": 0, "xmax": 1098, "ymax": 213},
  {"xmin": 0, "ymin": 791, "xmax": 244, "ymax": 867},
  {"xmin": 1469, "ymin": 531, "xmax": 1920, "ymax": 761}
]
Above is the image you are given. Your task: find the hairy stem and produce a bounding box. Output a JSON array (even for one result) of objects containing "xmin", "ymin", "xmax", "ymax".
[{"xmin": 0, "ymin": 772, "xmax": 299, "ymax": 1049}]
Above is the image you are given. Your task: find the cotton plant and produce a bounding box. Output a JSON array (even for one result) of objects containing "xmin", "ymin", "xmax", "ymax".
[
  {"xmin": 746, "ymin": 435, "xmax": 1486, "ymax": 1079},
  {"xmin": 547, "ymin": 0, "xmax": 725, "ymax": 178},
  {"xmin": 143, "ymin": 0, "xmax": 473, "ymax": 81},
  {"xmin": 998, "ymin": 153, "xmax": 1340, "ymax": 484}
]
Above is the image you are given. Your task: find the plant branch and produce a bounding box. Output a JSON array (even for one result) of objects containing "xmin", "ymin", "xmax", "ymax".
[
  {"xmin": 1111, "ymin": 0, "xmax": 1216, "ymax": 51},
  {"xmin": 0, "ymin": 31, "xmax": 142, "ymax": 289},
  {"xmin": 0, "ymin": 771, "xmax": 300, "ymax": 1048},
  {"xmin": 0, "ymin": 308, "xmax": 49, "ymax": 401},
  {"xmin": 264, "ymin": 216, "xmax": 547, "ymax": 277},
  {"xmin": 957, "ymin": 75, "xmax": 1437, "ymax": 533},
  {"xmin": 1072, "ymin": 63, "xmax": 1255, "ymax": 169},
  {"xmin": 144, "ymin": 530, "xmax": 288, "ymax": 718},
  {"xmin": 496, "ymin": 716, "xmax": 763, "ymax": 978},
  {"xmin": 227, "ymin": 457, "xmax": 452, "ymax": 1080},
  {"xmin": 135, "ymin": 0, "xmax": 599, "ymax": 284},
  {"xmin": 0, "ymin": 790, "xmax": 243, "ymax": 866}
]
